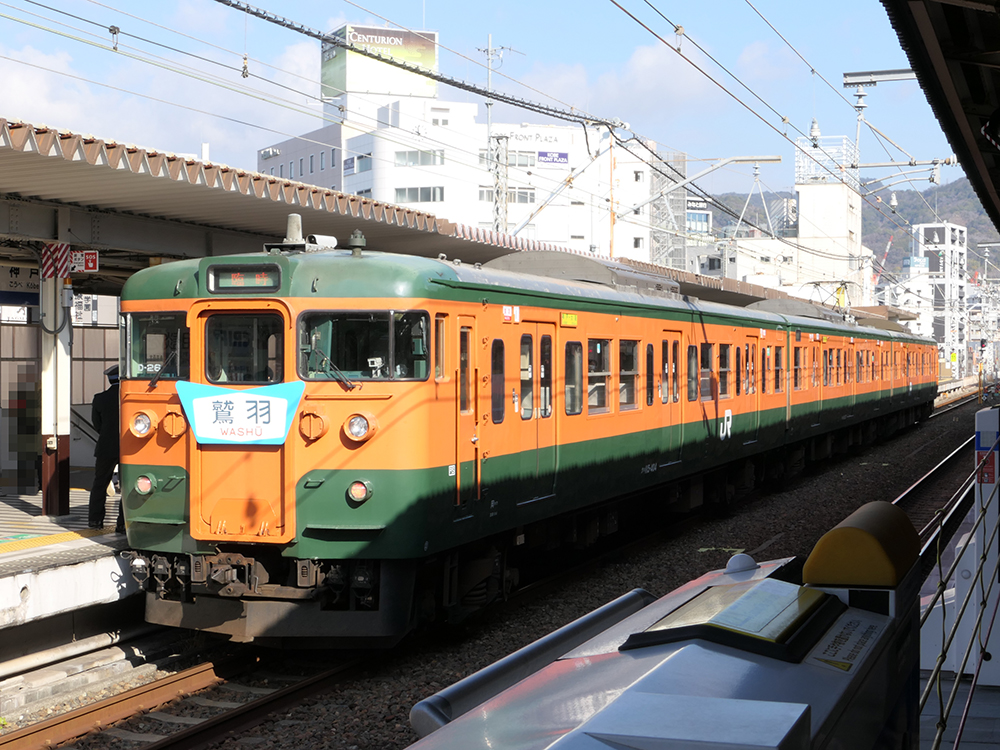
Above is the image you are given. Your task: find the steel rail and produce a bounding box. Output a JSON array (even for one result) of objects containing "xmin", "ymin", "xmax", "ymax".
[
  {"xmin": 0, "ymin": 654, "xmax": 259, "ymax": 750},
  {"xmin": 140, "ymin": 657, "xmax": 365, "ymax": 750}
]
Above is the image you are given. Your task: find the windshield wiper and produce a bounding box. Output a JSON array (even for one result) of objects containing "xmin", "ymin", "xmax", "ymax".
[
  {"xmin": 149, "ymin": 347, "xmax": 178, "ymax": 389},
  {"xmin": 310, "ymin": 347, "xmax": 357, "ymax": 390}
]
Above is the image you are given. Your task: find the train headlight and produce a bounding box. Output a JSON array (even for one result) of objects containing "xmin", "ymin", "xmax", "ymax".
[
  {"xmin": 135, "ymin": 475, "xmax": 156, "ymax": 495},
  {"xmin": 347, "ymin": 480, "xmax": 372, "ymax": 503},
  {"xmin": 342, "ymin": 412, "xmax": 378, "ymax": 443},
  {"xmin": 130, "ymin": 412, "xmax": 156, "ymax": 438}
]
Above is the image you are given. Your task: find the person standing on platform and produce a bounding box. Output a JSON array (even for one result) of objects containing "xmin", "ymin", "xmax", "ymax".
[{"xmin": 88, "ymin": 364, "xmax": 123, "ymax": 533}]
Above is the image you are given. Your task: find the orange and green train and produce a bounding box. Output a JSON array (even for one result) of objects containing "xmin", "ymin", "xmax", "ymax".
[{"xmin": 119, "ymin": 222, "xmax": 938, "ymax": 646}]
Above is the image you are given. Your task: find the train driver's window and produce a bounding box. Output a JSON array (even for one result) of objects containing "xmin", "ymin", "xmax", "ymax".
[
  {"xmin": 491, "ymin": 339, "xmax": 505, "ymax": 423},
  {"xmin": 299, "ymin": 311, "xmax": 429, "ymax": 382},
  {"xmin": 126, "ymin": 312, "xmax": 190, "ymax": 381},
  {"xmin": 687, "ymin": 345, "xmax": 698, "ymax": 401},
  {"xmin": 620, "ymin": 340, "xmax": 639, "ymax": 409},
  {"xmin": 588, "ymin": 339, "xmax": 611, "ymax": 413},
  {"xmin": 207, "ymin": 313, "xmax": 282, "ymax": 384},
  {"xmin": 565, "ymin": 342, "xmax": 583, "ymax": 415},
  {"xmin": 718, "ymin": 344, "xmax": 731, "ymax": 398}
]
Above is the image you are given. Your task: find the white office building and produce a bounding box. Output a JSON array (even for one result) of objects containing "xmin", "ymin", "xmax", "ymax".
[{"xmin": 256, "ymin": 24, "xmax": 691, "ymax": 266}]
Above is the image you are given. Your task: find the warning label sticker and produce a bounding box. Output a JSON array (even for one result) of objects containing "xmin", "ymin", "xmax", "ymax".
[
  {"xmin": 806, "ymin": 611, "xmax": 887, "ymax": 674},
  {"xmin": 977, "ymin": 451, "xmax": 995, "ymax": 485}
]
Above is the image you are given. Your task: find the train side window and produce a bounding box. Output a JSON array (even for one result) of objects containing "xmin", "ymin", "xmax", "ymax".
[
  {"xmin": 793, "ymin": 346, "xmax": 801, "ymax": 390},
  {"xmin": 735, "ymin": 345, "xmax": 742, "ymax": 396},
  {"xmin": 687, "ymin": 345, "xmax": 698, "ymax": 401},
  {"xmin": 775, "ymin": 346, "xmax": 783, "ymax": 392},
  {"xmin": 719, "ymin": 344, "xmax": 731, "ymax": 398},
  {"xmin": 565, "ymin": 341, "xmax": 583, "ymax": 415},
  {"xmin": 646, "ymin": 344, "xmax": 655, "ymax": 406},
  {"xmin": 540, "ymin": 335, "xmax": 552, "ymax": 418},
  {"xmin": 588, "ymin": 339, "xmax": 611, "ymax": 413},
  {"xmin": 857, "ymin": 351, "xmax": 863, "ymax": 383},
  {"xmin": 748, "ymin": 343, "xmax": 756, "ymax": 394},
  {"xmin": 491, "ymin": 339, "xmax": 505, "ymax": 424},
  {"xmin": 661, "ymin": 341, "xmax": 670, "ymax": 404},
  {"xmin": 520, "ymin": 334, "xmax": 534, "ymax": 420},
  {"xmin": 760, "ymin": 347, "xmax": 769, "ymax": 394},
  {"xmin": 620, "ymin": 340, "xmax": 639, "ymax": 409},
  {"xmin": 435, "ymin": 315, "xmax": 447, "ymax": 380},
  {"xmin": 812, "ymin": 347, "xmax": 819, "ymax": 388},
  {"xmin": 672, "ymin": 341, "xmax": 680, "ymax": 402},
  {"xmin": 700, "ymin": 343, "xmax": 713, "ymax": 400},
  {"xmin": 459, "ymin": 327, "xmax": 471, "ymax": 413}
]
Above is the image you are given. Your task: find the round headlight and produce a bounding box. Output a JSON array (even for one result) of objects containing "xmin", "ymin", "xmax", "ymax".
[
  {"xmin": 133, "ymin": 413, "xmax": 152, "ymax": 436},
  {"xmin": 347, "ymin": 480, "xmax": 372, "ymax": 503},
  {"xmin": 136, "ymin": 475, "xmax": 155, "ymax": 495},
  {"xmin": 347, "ymin": 415, "xmax": 369, "ymax": 439}
]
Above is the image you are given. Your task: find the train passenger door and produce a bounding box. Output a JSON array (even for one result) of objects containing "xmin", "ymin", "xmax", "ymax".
[
  {"xmin": 743, "ymin": 333, "xmax": 760, "ymax": 444},
  {"xmin": 184, "ymin": 303, "xmax": 296, "ymax": 544},
  {"xmin": 457, "ymin": 317, "xmax": 479, "ymax": 506},
  {"xmin": 518, "ymin": 323, "xmax": 556, "ymax": 501},
  {"xmin": 660, "ymin": 332, "xmax": 682, "ymax": 464}
]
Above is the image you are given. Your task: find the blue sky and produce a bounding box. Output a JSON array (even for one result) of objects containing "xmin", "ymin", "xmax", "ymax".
[{"xmin": 0, "ymin": 0, "xmax": 959, "ymax": 194}]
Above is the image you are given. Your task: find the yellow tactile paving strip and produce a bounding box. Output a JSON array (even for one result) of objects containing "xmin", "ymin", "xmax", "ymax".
[{"xmin": 0, "ymin": 527, "xmax": 113, "ymax": 554}]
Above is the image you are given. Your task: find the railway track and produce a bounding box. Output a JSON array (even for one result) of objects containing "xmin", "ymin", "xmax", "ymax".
[{"xmin": 0, "ymin": 648, "xmax": 365, "ymax": 750}]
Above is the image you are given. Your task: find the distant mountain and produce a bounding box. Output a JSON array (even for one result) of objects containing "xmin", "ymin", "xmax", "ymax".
[{"xmin": 710, "ymin": 177, "xmax": 1000, "ymax": 277}]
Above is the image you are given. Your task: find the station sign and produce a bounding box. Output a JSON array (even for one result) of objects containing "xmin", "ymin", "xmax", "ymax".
[{"xmin": 0, "ymin": 265, "xmax": 39, "ymax": 307}]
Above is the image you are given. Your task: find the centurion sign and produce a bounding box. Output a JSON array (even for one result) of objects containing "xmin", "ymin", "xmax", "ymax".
[{"xmin": 321, "ymin": 24, "xmax": 439, "ymax": 99}]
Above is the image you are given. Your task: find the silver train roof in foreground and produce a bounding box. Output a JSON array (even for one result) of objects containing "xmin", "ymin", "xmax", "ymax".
[{"xmin": 409, "ymin": 502, "xmax": 922, "ymax": 750}]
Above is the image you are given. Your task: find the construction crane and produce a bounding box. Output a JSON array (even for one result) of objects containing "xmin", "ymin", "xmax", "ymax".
[{"xmin": 873, "ymin": 236, "xmax": 893, "ymax": 285}]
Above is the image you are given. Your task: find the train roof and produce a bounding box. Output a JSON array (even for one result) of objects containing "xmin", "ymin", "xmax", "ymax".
[{"xmin": 122, "ymin": 247, "xmax": 934, "ymax": 347}]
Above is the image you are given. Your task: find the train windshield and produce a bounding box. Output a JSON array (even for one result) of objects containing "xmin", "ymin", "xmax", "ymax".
[
  {"xmin": 126, "ymin": 313, "xmax": 190, "ymax": 380},
  {"xmin": 299, "ymin": 311, "xmax": 429, "ymax": 381},
  {"xmin": 205, "ymin": 313, "xmax": 284, "ymax": 384}
]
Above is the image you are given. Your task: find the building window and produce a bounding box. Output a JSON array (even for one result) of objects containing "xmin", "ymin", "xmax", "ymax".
[
  {"xmin": 331, "ymin": 148, "xmax": 336, "ymax": 166},
  {"xmin": 309, "ymin": 155, "xmax": 314, "ymax": 174},
  {"xmin": 356, "ymin": 154, "xmax": 372, "ymax": 173},
  {"xmin": 299, "ymin": 158, "xmax": 304, "ymax": 177},
  {"xmin": 478, "ymin": 149, "xmax": 536, "ymax": 168},
  {"xmin": 633, "ymin": 237, "xmax": 644, "ymax": 249},
  {"xmin": 432, "ymin": 118, "xmax": 449, "ymax": 126},
  {"xmin": 395, "ymin": 149, "xmax": 445, "ymax": 166},
  {"xmin": 478, "ymin": 187, "xmax": 535, "ymax": 204},
  {"xmin": 279, "ymin": 164, "xmax": 284, "ymax": 178},
  {"xmin": 357, "ymin": 189, "xmax": 371, "ymax": 198},
  {"xmin": 395, "ymin": 186, "xmax": 446, "ymax": 203},
  {"xmin": 634, "ymin": 170, "xmax": 643, "ymax": 182},
  {"xmin": 320, "ymin": 151, "xmax": 325, "ymax": 171},
  {"xmin": 269, "ymin": 167, "xmax": 274, "ymax": 176}
]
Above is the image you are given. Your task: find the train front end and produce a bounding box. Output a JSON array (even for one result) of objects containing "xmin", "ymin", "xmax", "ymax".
[{"xmin": 118, "ymin": 236, "xmax": 446, "ymax": 647}]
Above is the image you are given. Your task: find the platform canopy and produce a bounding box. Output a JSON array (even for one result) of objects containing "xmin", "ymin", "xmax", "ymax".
[
  {"xmin": 0, "ymin": 117, "xmax": 570, "ymax": 296},
  {"xmin": 882, "ymin": 0, "xmax": 1000, "ymax": 233}
]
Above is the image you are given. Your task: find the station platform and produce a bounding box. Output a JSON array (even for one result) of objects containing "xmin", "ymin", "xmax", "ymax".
[{"xmin": 0, "ymin": 487, "xmax": 140, "ymax": 633}]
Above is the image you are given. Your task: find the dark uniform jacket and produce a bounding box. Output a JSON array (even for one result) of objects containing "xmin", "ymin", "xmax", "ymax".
[{"xmin": 92, "ymin": 383, "xmax": 120, "ymax": 461}]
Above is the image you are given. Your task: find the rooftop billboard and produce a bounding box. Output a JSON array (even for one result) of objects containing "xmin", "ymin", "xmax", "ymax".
[{"xmin": 321, "ymin": 25, "xmax": 439, "ymax": 99}]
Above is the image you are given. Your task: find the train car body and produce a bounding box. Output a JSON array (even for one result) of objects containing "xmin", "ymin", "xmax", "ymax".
[{"xmin": 118, "ymin": 232, "xmax": 937, "ymax": 646}]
